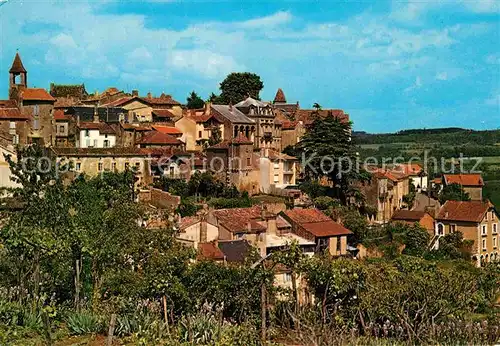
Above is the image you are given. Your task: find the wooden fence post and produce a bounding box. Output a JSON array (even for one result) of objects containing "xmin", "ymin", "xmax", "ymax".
[{"xmin": 106, "ymin": 313, "xmax": 117, "ymax": 346}]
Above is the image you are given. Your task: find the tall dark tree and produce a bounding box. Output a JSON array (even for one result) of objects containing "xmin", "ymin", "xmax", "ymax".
[
  {"xmin": 219, "ymin": 72, "xmax": 264, "ymax": 104},
  {"xmin": 438, "ymin": 183, "xmax": 471, "ymax": 204},
  {"xmin": 297, "ymin": 116, "xmax": 364, "ymax": 203},
  {"xmin": 186, "ymin": 91, "xmax": 205, "ymax": 109}
]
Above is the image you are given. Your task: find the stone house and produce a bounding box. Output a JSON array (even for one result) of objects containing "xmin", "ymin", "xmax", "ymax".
[
  {"xmin": 279, "ymin": 208, "xmax": 352, "ymax": 256},
  {"xmin": 205, "ymin": 134, "xmax": 260, "ymax": 194},
  {"xmin": 175, "ymin": 107, "xmax": 224, "ymax": 151},
  {"xmin": 235, "ymin": 97, "xmax": 282, "ymax": 151},
  {"xmin": 211, "ymin": 104, "xmax": 256, "ymax": 142},
  {"xmin": 435, "ymin": 200, "xmax": 499, "ymax": 266},
  {"xmin": 442, "ymin": 174, "xmax": 484, "ymax": 201},
  {"xmin": 51, "ymin": 147, "xmax": 153, "ymax": 187},
  {"xmin": 259, "ymin": 149, "xmax": 297, "ymax": 193},
  {"xmin": 0, "ymin": 99, "xmax": 30, "ymax": 146},
  {"xmin": 391, "ymin": 210, "xmax": 435, "ymax": 237}
]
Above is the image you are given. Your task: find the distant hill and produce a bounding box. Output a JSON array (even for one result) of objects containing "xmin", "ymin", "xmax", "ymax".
[{"xmin": 353, "ymin": 128, "xmax": 500, "ymax": 146}]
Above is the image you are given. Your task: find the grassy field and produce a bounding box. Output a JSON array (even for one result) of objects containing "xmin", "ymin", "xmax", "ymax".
[{"xmin": 354, "ymin": 129, "xmax": 500, "ymax": 208}]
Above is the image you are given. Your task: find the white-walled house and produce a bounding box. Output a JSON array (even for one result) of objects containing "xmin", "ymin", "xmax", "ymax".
[
  {"xmin": 77, "ymin": 122, "xmax": 116, "ymax": 148},
  {"xmin": 176, "ymin": 216, "xmax": 219, "ymax": 247},
  {"xmin": 0, "ymin": 144, "xmax": 21, "ymax": 195}
]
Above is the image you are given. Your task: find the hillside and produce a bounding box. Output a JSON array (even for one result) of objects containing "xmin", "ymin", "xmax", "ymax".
[{"xmin": 353, "ymin": 128, "xmax": 500, "ymax": 207}]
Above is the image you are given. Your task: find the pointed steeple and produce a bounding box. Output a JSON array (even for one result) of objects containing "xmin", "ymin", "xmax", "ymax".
[
  {"xmin": 9, "ymin": 52, "xmax": 27, "ymax": 74},
  {"xmin": 273, "ymin": 88, "xmax": 286, "ymax": 104}
]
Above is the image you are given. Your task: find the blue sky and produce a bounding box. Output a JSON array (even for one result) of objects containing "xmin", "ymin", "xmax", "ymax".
[{"xmin": 0, "ymin": 0, "xmax": 498, "ymax": 133}]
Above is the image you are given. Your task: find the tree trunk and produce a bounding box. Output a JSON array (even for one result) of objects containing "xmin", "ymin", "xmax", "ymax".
[
  {"xmin": 261, "ymin": 283, "xmax": 267, "ymax": 343},
  {"xmin": 74, "ymin": 257, "xmax": 81, "ymax": 310},
  {"xmin": 106, "ymin": 314, "xmax": 116, "ymax": 346},
  {"xmin": 292, "ymin": 271, "xmax": 299, "ymax": 315}
]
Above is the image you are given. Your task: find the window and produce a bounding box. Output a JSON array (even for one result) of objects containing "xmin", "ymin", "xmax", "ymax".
[
  {"xmin": 494, "ymin": 237, "xmax": 497, "ymax": 249},
  {"xmin": 482, "ymin": 225, "xmax": 487, "ymax": 236},
  {"xmin": 112, "ymin": 162, "xmax": 116, "ymax": 171},
  {"xmin": 85, "ymin": 130, "xmax": 90, "ymax": 137},
  {"xmin": 33, "ymin": 118, "xmax": 40, "ymax": 130},
  {"xmin": 450, "ymin": 224, "xmax": 456, "ymax": 232},
  {"xmin": 9, "ymin": 121, "xmax": 15, "ymax": 130},
  {"xmin": 437, "ymin": 224, "xmax": 444, "ymax": 235},
  {"xmin": 482, "ymin": 239, "xmax": 487, "ymax": 250},
  {"xmin": 169, "ymin": 166, "xmax": 175, "ymax": 177},
  {"xmin": 93, "ymin": 139, "xmax": 98, "ymax": 147},
  {"xmin": 247, "ymin": 157, "xmax": 251, "ymax": 166},
  {"xmin": 494, "ymin": 223, "xmax": 498, "ymax": 234},
  {"xmin": 12, "ymin": 134, "xmax": 19, "ymax": 145},
  {"xmin": 198, "ymin": 131, "xmax": 202, "ymax": 138},
  {"xmin": 33, "ymin": 105, "xmax": 39, "ymax": 116},
  {"xmin": 75, "ymin": 162, "xmax": 81, "ymax": 171},
  {"xmin": 98, "ymin": 162, "xmax": 103, "ymax": 171},
  {"xmin": 103, "ymin": 140, "xmax": 110, "ymax": 148},
  {"xmin": 125, "ymin": 162, "xmax": 130, "ymax": 170},
  {"xmin": 283, "ymin": 273, "xmax": 292, "ymax": 282}
]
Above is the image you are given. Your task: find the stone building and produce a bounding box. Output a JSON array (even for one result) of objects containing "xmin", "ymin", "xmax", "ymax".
[
  {"xmin": 235, "ymin": 97, "xmax": 282, "ymax": 151},
  {"xmin": 8, "ymin": 53, "xmax": 55, "ymax": 146},
  {"xmin": 435, "ymin": 200, "xmax": 499, "ymax": 266},
  {"xmin": 205, "ymin": 134, "xmax": 260, "ymax": 194},
  {"xmin": 175, "ymin": 106, "xmax": 224, "ymax": 151}
]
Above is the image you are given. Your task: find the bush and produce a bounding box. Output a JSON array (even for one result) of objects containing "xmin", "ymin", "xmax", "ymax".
[{"xmin": 65, "ymin": 311, "xmax": 103, "ymax": 335}]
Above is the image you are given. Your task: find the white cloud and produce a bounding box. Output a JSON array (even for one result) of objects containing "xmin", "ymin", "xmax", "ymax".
[
  {"xmin": 404, "ymin": 76, "xmax": 423, "ymax": 92},
  {"xmin": 170, "ymin": 50, "xmax": 244, "ymax": 79},
  {"xmin": 238, "ymin": 11, "xmax": 292, "ymax": 29},
  {"xmin": 50, "ymin": 33, "xmax": 77, "ymax": 49},
  {"xmin": 390, "ymin": 0, "xmax": 499, "ymax": 24},
  {"xmin": 436, "ymin": 72, "xmax": 448, "ymax": 80}
]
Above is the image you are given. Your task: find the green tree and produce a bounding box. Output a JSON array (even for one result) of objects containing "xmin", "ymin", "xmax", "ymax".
[
  {"xmin": 438, "ymin": 183, "xmax": 471, "ymax": 204},
  {"xmin": 208, "ymin": 126, "xmax": 222, "ymax": 147},
  {"xmin": 296, "ymin": 116, "xmax": 365, "ymax": 203},
  {"xmin": 219, "ymin": 72, "xmax": 264, "ymax": 104},
  {"xmin": 186, "ymin": 91, "xmax": 205, "ymax": 109}
]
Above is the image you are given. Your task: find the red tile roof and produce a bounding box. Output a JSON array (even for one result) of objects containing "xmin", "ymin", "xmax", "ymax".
[
  {"xmin": 152, "ymin": 125, "xmax": 182, "ymax": 135},
  {"xmin": 283, "ymin": 208, "xmax": 352, "ymax": 237},
  {"xmin": 267, "ymin": 149, "xmax": 296, "ymax": 161},
  {"xmin": 152, "ymin": 109, "xmax": 177, "ymax": 118},
  {"xmin": 53, "ymin": 109, "xmax": 72, "ymax": 121},
  {"xmin": 281, "ymin": 120, "xmax": 299, "ymax": 130},
  {"xmin": 143, "ymin": 93, "xmax": 180, "ymax": 106},
  {"xmin": 21, "ymin": 88, "xmax": 55, "ymax": 102},
  {"xmin": 212, "ymin": 206, "xmax": 263, "ymax": 233},
  {"xmin": 274, "ymin": 88, "xmax": 287, "ymax": 103},
  {"xmin": 136, "ymin": 130, "xmax": 183, "ymax": 145},
  {"xmin": 100, "ymin": 96, "xmax": 133, "ymax": 107},
  {"xmin": 78, "ymin": 122, "xmax": 116, "ymax": 135},
  {"xmin": 392, "ymin": 210, "xmax": 429, "ymax": 222},
  {"xmin": 198, "ymin": 241, "xmax": 225, "ymax": 261},
  {"xmin": 395, "ymin": 163, "xmax": 424, "ymax": 176},
  {"xmin": 437, "ymin": 200, "xmax": 491, "ymax": 223},
  {"xmin": 9, "ymin": 53, "xmax": 27, "ymax": 73},
  {"xmin": 443, "ymin": 174, "xmax": 484, "ymax": 187},
  {"xmin": 0, "ymin": 100, "xmax": 28, "ymax": 120},
  {"xmin": 370, "ymin": 167, "xmax": 408, "ymax": 182}
]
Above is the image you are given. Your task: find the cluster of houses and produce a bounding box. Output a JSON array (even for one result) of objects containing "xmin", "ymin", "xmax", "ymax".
[{"xmin": 0, "ymin": 52, "xmax": 498, "ymax": 270}]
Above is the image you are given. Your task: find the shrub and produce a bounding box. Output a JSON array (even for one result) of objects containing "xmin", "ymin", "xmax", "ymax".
[{"xmin": 65, "ymin": 311, "xmax": 103, "ymax": 335}]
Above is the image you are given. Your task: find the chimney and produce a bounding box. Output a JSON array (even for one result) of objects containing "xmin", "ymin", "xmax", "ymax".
[
  {"xmin": 200, "ymin": 215, "xmax": 208, "ymax": 243},
  {"xmin": 76, "ymin": 114, "xmax": 80, "ymax": 127},
  {"xmin": 93, "ymin": 106, "xmax": 99, "ymax": 123},
  {"xmin": 147, "ymin": 92, "xmax": 152, "ymax": 99},
  {"xmin": 204, "ymin": 102, "xmax": 211, "ymax": 115},
  {"xmin": 132, "ymin": 89, "xmax": 138, "ymax": 97},
  {"xmin": 228, "ymin": 101, "xmax": 232, "ymax": 111}
]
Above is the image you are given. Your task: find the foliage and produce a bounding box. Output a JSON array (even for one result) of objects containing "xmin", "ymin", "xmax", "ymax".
[
  {"xmin": 208, "ymin": 196, "xmax": 253, "ymax": 209},
  {"xmin": 302, "ymin": 256, "xmax": 365, "ymax": 324},
  {"xmin": 388, "ymin": 222, "xmax": 430, "ymax": 256},
  {"xmin": 186, "ymin": 91, "xmax": 205, "ymax": 109},
  {"xmin": 218, "ymin": 72, "xmax": 264, "ymax": 104},
  {"xmin": 429, "ymin": 231, "xmax": 473, "ymax": 260},
  {"xmin": 298, "ymin": 180, "xmax": 328, "ymax": 199},
  {"xmin": 313, "ymin": 196, "xmax": 339, "ymax": 210},
  {"xmin": 65, "ymin": 311, "xmax": 103, "ymax": 335},
  {"xmin": 439, "ymin": 183, "xmax": 471, "ymax": 204},
  {"xmin": 328, "ymin": 206, "xmax": 370, "ymax": 244},
  {"xmin": 296, "ymin": 116, "xmax": 367, "ymax": 203},
  {"xmin": 208, "ymin": 126, "xmax": 222, "ymax": 147}
]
